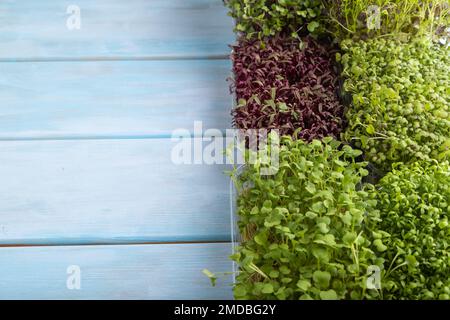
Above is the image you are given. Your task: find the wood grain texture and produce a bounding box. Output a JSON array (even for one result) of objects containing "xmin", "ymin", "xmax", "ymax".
[
  {"xmin": 0, "ymin": 59, "xmax": 232, "ymax": 139},
  {"xmin": 0, "ymin": 243, "xmax": 233, "ymax": 299},
  {"xmin": 0, "ymin": 0, "xmax": 235, "ymax": 59},
  {"xmin": 0, "ymin": 138, "xmax": 232, "ymax": 245}
]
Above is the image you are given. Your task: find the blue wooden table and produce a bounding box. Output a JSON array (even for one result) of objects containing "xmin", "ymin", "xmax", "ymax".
[{"xmin": 0, "ymin": 0, "xmax": 235, "ymax": 299}]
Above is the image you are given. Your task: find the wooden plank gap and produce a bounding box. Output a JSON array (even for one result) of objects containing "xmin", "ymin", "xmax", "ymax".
[
  {"xmin": 0, "ymin": 132, "xmax": 230, "ymax": 142},
  {"xmin": 0, "ymin": 240, "xmax": 232, "ymax": 249}
]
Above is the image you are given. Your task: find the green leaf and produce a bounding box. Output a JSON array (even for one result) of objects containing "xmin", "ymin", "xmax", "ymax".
[
  {"xmin": 322, "ymin": 234, "xmax": 336, "ymax": 245},
  {"xmin": 263, "ymin": 200, "xmax": 272, "ymax": 208},
  {"xmin": 305, "ymin": 211, "xmax": 317, "ymax": 219},
  {"xmin": 278, "ymin": 102, "xmax": 288, "ymax": 112},
  {"xmin": 341, "ymin": 212, "xmax": 352, "ymax": 225},
  {"xmin": 269, "ymin": 270, "xmax": 279, "ymax": 278},
  {"xmin": 264, "ymin": 213, "xmax": 282, "ymax": 227},
  {"xmin": 297, "ymin": 279, "xmax": 311, "ymax": 291},
  {"xmin": 320, "ymin": 289, "xmax": 338, "ymax": 300},
  {"xmin": 250, "ymin": 206, "xmax": 259, "ymax": 215},
  {"xmin": 305, "ymin": 182, "xmax": 316, "ymax": 194},
  {"xmin": 406, "ymin": 255, "xmax": 418, "ymax": 267},
  {"xmin": 280, "ymin": 265, "xmax": 291, "ymax": 275},
  {"xmin": 351, "ymin": 65, "xmax": 363, "ymax": 77},
  {"xmin": 307, "ymin": 21, "xmax": 320, "ymax": 33},
  {"xmin": 254, "ymin": 232, "xmax": 267, "ymax": 246},
  {"xmin": 373, "ymin": 239, "xmax": 387, "ymax": 252},
  {"xmin": 312, "ymin": 202, "xmax": 325, "ymax": 213},
  {"xmin": 343, "ymin": 232, "xmax": 357, "ymax": 245},
  {"xmin": 202, "ymin": 269, "xmax": 217, "ymax": 286},
  {"xmin": 237, "ymin": 98, "xmax": 246, "ymax": 106},
  {"xmin": 234, "ymin": 285, "xmax": 247, "ymax": 297},
  {"xmin": 347, "ymin": 264, "xmax": 359, "ymax": 274},
  {"xmin": 312, "ymin": 246, "xmax": 330, "ymax": 263},
  {"xmin": 366, "ymin": 124, "xmax": 375, "ymax": 135},
  {"xmin": 317, "ymin": 222, "xmax": 329, "ymax": 234},
  {"xmin": 360, "ymin": 135, "xmax": 369, "ymax": 148},
  {"xmin": 331, "ymin": 172, "xmax": 344, "ymax": 179},
  {"xmin": 261, "ymin": 283, "xmax": 274, "ymax": 294}
]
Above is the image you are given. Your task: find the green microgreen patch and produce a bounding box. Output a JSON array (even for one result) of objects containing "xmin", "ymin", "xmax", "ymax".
[
  {"xmin": 325, "ymin": 0, "xmax": 450, "ymax": 42},
  {"xmin": 367, "ymin": 161, "xmax": 450, "ymax": 299},
  {"xmin": 223, "ymin": 0, "xmax": 326, "ymax": 39}
]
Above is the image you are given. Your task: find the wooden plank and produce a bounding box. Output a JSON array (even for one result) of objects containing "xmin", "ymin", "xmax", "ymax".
[
  {"xmin": 0, "ymin": 59, "xmax": 232, "ymax": 139},
  {"xmin": 0, "ymin": 138, "xmax": 232, "ymax": 245},
  {"xmin": 0, "ymin": 0, "xmax": 234, "ymax": 59},
  {"xmin": 0, "ymin": 243, "xmax": 233, "ymax": 299}
]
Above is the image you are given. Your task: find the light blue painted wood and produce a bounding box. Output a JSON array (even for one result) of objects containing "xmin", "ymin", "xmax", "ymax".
[
  {"xmin": 0, "ymin": 60, "xmax": 232, "ymax": 139},
  {"xmin": 0, "ymin": 243, "xmax": 233, "ymax": 299},
  {"xmin": 0, "ymin": 138, "xmax": 232, "ymax": 245},
  {"xmin": 0, "ymin": 0, "xmax": 235, "ymax": 300},
  {"xmin": 0, "ymin": 0, "xmax": 234, "ymax": 59}
]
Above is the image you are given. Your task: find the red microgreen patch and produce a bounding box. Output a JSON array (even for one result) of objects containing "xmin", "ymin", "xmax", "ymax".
[{"xmin": 230, "ymin": 36, "xmax": 345, "ymax": 141}]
